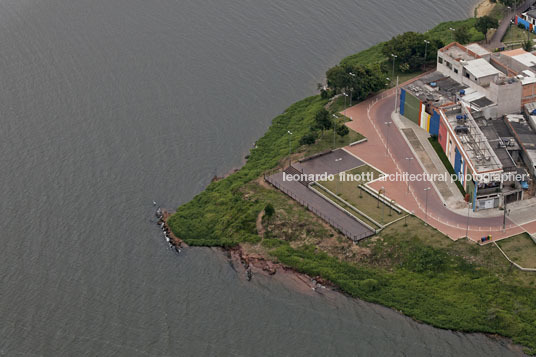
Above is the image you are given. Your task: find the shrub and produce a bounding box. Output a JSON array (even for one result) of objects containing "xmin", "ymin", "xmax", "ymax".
[{"xmin": 299, "ymin": 131, "xmax": 318, "ymax": 146}]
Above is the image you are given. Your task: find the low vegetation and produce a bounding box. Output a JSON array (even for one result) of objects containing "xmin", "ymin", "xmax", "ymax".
[
  {"xmin": 170, "ymin": 12, "xmax": 536, "ymax": 354},
  {"xmin": 498, "ymin": 233, "xmax": 536, "ymax": 269}
]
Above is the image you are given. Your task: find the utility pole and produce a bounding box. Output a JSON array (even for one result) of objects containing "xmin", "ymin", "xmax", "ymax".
[
  {"xmin": 424, "ymin": 40, "xmax": 430, "ymax": 70},
  {"xmin": 391, "ymin": 54, "xmax": 397, "ymax": 83},
  {"xmin": 449, "ymin": 27, "xmax": 456, "ymax": 42},
  {"xmin": 503, "ymin": 197, "xmax": 509, "ymax": 231},
  {"xmin": 384, "ymin": 121, "xmax": 392, "ymax": 157},
  {"xmin": 348, "ymin": 72, "xmax": 355, "ymax": 108},
  {"xmin": 465, "ymin": 201, "xmax": 471, "ymax": 238},
  {"xmin": 332, "ymin": 114, "xmax": 337, "ymax": 149},
  {"xmin": 394, "ymin": 76, "xmax": 399, "ymax": 113},
  {"xmin": 287, "ymin": 130, "xmax": 292, "ymax": 168},
  {"xmin": 424, "ymin": 187, "xmax": 431, "ymax": 224},
  {"xmin": 381, "ymin": 187, "xmax": 386, "ymax": 223},
  {"xmin": 405, "ymin": 157, "xmax": 413, "ymax": 194}
]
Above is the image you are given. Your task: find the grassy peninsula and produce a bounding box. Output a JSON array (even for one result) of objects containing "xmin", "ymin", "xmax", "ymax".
[{"xmin": 169, "ymin": 15, "xmax": 536, "ymax": 354}]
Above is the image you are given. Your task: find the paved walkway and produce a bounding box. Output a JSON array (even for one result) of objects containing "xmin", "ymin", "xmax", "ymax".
[
  {"xmin": 488, "ymin": 0, "xmax": 534, "ymax": 50},
  {"xmin": 343, "ymin": 87, "xmax": 534, "ymax": 242},
  {"xmin": 266, "ymin": 150, "xmax": 374, "ymax": 242}
]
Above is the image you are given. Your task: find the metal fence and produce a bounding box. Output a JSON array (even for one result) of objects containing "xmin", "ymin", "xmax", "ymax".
[{"xmin": 265, "ymin": 175, "xmax": 374, "ymax": 242}]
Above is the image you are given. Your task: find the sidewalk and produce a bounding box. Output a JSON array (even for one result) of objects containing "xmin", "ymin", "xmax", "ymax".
[{"xmin": 392, "ymin": 112, "xmax": 464, "ymax": 209}]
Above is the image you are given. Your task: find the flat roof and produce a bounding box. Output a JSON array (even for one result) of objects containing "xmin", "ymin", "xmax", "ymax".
[
  {"xmin": 464, "ymin": 58, "xmax": 501, "ymax": 78},
  {"xmin": 443, "ymin": 105, "xmax": 503, "ymax": 174},
  {"xmin": 442, "ymin": 43, "xmax": 479, "ymax": 62},
  {"xmin": 465, "ymin": 43, "xmax": 491, "ymax": 57},
  {"xmin": 505, "ymin": 116, "xmax": 536, "ymax": 166},
  {"xmin": 511, "ymin": 52, "xmax": 536, "ymax": 68}
]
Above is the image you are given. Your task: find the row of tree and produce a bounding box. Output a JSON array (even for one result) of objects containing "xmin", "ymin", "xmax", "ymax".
[
  {"xmin": 325, "ymin": 63, "xmax": 387, "ymax": 101},
  {"xmin": 299, "ymin": 108, "xmax": 349, "ymax": 146}
]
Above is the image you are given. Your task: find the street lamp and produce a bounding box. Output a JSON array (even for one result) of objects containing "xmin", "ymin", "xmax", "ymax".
[
  {"xmin": 405, "ymin": 157, "xmax": 414, "ymax": 194},
  {"xmin": 465, "ymin": 201, "xmax": 471, "ymax": 238},
  {"xmin": 423, "ymin": 40, "xmax": 430, "ymax": 70},
  {"xmin": 348, "ymin": 72, "xmax": 356, "ymax": 107},
  {"xmin": 287, "ymin": 130, "xmax": 293, "ymax": 168},
  {"xmin": 424, "ymin": 187, "xmax": 431, "ymax": 223},
  {"xmin": 381, "ymin": 187, "xmax": 386, "ymax": 222},
  {"xmin": 332, "ymin": 114, "xmax": 338, "ymax": 149},
  {"xmin": 449, "ymin": 27, "xmax": 456, "ymax": 42},
  {"xmin": 384, "ymin": 121, "xmax": 392, "ymax": 157},
  {"xmin": 391, "ymin": 54, "xmax": 397, "ymax": 82}
]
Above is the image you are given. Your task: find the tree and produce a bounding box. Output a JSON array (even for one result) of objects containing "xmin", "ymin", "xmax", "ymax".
[
  {"xmin": 523, "ymin": 39, "xmax": 533, "ymax": 52},
  {"xmin": 454, "ymin": 25, "xmax": 471, "ymax": 44},
  {"xmin": 382, "ymin": 32, "xmax": 443, "ymax": 72},
  {"xmin": 475, "ymin": 16, "xmax": 499, "ymax": 43},
  {"xmin": 299, "ymin": 131, "xmax": 318, "ymax": 146},
  {"xmin": 336, "ymin": 124, "xmax": 349, "ymax": 138},
  {"xmin": 326, "ymin": 63, "xmax": 387, "ymax": 100},
  {"xmin": 314, "ymin": 108, "xmax": 332, "ymax": 134}
]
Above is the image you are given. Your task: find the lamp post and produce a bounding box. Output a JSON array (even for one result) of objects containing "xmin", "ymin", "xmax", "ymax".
[
  {"xmin": 287, "ymin": 130, "xmax": 293, "ymax": 168},
  {"xmin": 423, "ymin": 40, "xmax": 430, "ymax": 70},
  {"xmin": 424, "ymin": 187, "xmax": 431, "ymax": 223},
  {"xmin": 332, "ymin": 114, "xmax": 337, "ymax": 149},
  {"xmin": 465, "ymin": 201, "xmax": 471, "ymax": 238},
  {"xmin": 348, "ymin": 72, "xmax": 356, "ymax": 107},
  {"xmin": 384, "ymin": 121, "xmax": 392, "ymax": 157},
  {"xmin": 381, "ymin": 187, "xmax": 386, "ymax": 223},
  {"xmin": 391, "ymin": 54, "xmax": 397, "ymax": 82},
  {"xmin": 343, "ymin": 92, "xmax": 349, "ymax": 115},
  {"xmin": 405, "ymin": 157, "xmax": 414, "ymax": 194},
  {"xmin": 449, "ymin": 27, "xmax": 456, "ymax": 42}
]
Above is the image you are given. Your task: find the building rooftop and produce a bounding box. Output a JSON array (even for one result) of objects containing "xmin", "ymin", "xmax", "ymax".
[
  {"xmin": 465, "ymin": 43, "xmax": 491, "ymax": 57},
  {"xmin": 441, "ymin": 42, "xmax": 480, "ymax": 62},
  {"xmin": 464, "ymin": 58, "xmax": 502, "ymax": 79},
  {"xmin": 525, "ymin": 9, "xmax": 536, "ymax": 19},
  {"xmin": 443, "ymin": 104, "xmax": 503, "ymax": 175},
  {"xmin": 476, "ymin": 118, "xmax": 517, "ymax": 172}
]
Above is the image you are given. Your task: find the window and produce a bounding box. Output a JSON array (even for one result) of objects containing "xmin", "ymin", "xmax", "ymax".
[
  {"xmin": 438, "ymin": 57, "xmax": 443, "ymax": 64},
  {"xmin": 454, "ymin": 68, "xmax": 459, "ymax": 74},
  {"xmin": 465, "ymin": 72, "xmax": 470, "ymax": 79},
  {"xmin": 446, "ymin": 61, "xmax": 452, "ymax": 69}
]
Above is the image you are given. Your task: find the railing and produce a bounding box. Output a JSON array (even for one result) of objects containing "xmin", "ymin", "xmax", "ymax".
[{"xmin": 265, "ymin": 175, "xmax": 374, "ymax": 242}]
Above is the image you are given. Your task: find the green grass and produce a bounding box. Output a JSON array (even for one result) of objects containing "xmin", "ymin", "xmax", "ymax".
[
  {"xmin": 269, "ymin": 217, "xmax": 536, "ymax": 354},
  {"xmin": 428, "ymin": 137, "xmax": 466, "ymax": 196},
  {"xmin": 311, "ymin": 183, "xmax": 379, "ymax": 229},
  {"xmin": 318, "ymin": 166, "xmax": 404, "ymax": 225},
  {"xmin": 303, "ymin": 126, "xmax": 364, "ymax": 157},
  {"xmin": 169, "ymin": 13, "xmax": 536, "ymax": 354},
  {"xmin": 503, "ymin": 25, "xmax": 536, "ymax": 46},
  {"xmin": 498, "ymin": 233, "xmax": 536, "ymax": 269},
  {"xmin": 168, "ymin": 95, "xmax": 329, "ymax": 246}
]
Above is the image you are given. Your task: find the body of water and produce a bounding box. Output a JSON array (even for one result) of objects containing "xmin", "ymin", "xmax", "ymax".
[{"xmin": 0, "ymin": 0, "xmax": 523, "ymax": 355}]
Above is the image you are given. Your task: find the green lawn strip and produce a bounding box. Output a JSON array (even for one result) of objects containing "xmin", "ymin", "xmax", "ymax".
[
  {"xmin": 311, "ymin": 183, "xmax": 379, "ymax": 229},
  {"xmin": 303, "ymin": 126, "xmax": 364, "ymax": 157},
  {"xmin": 498, "ymin": 233, "xmax": 536, "ymax": 269},
  {"xmin": 428, "ymin": 137, "xmax": 466, "ymax": 196},
  {"xmin": 319, "ymin": 166, "xmax": 403, "ymax": 225}
]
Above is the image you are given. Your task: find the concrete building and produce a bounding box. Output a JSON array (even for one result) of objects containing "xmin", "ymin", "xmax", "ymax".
[{"xmin": 399, "ymin": 42, "xmax": 536, "ymax": 210}]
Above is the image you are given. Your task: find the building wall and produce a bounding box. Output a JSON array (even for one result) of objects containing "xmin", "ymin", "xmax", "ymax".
[
  {"xmin": 518, "ymin": 15, "xmax": 536, "ymax": 32},
  {"xmin": 399, "ymin": 89, "xmax": 422, "ymax": 125},
  {"xmin": 522, "ymin": 82, "xmax": 536, "ymax": 105},
  {"xmin": 489, "ymin": 80, "xmax": 522, "ymax": 115},
  {"xmin": 438, "ymin": 115, "xmax": 448, "ymax": 149}
]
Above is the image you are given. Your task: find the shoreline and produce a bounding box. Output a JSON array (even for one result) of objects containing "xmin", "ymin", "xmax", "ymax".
[{"xmin": 167, "ymin": 5, "xmax": 534, "ymax": 354}]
